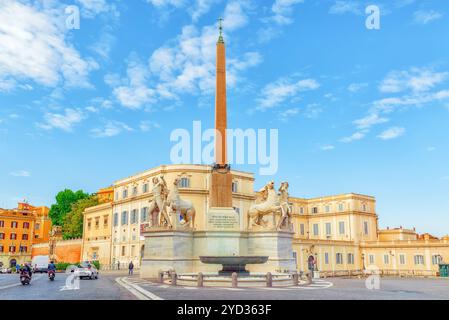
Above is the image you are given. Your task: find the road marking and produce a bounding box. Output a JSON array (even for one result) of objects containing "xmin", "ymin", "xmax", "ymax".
[
  {"xmin": 116, "ymin": 277, "xmax": 164, "ymax": 300},
  {"xmin": 0, "ymin": 274, "xmax": 44, "ymax": 290}
]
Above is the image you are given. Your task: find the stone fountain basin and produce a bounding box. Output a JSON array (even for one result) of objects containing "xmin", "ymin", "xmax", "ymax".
[{"xmin": 199, "ymin": 256, "xmax": 269, "ymax": 276}]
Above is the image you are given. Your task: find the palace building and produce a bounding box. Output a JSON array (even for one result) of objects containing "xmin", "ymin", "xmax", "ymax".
[{"xmin": 0, "ymin": 202, "xmax": 51, "ymax": 268}]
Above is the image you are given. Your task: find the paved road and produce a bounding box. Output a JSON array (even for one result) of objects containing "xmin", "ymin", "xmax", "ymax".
[
  {"xmin": 2, "ymin": 273, "xmax": 448, "ymax": 300},
  {"xmin": 0, "ymin": 273, "xmax": 136, "ymax": 300},
  {"xmin": 120, "ymin": 277, "xmax": 449, "ymax": 300}
]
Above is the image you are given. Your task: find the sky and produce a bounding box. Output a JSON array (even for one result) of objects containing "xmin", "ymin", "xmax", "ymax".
[{"xmin": 0, "ymin": 0, "xmax": 448, "ymax": 236}]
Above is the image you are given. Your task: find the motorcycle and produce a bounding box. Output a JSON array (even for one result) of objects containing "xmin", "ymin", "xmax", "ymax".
[
  {"xmin": 48, "ymin": 270, "xmax": 56, "ymax": 281},
  {"xmin": 19, "ymin": 269, "xmax": 31, "ymax": 285}
]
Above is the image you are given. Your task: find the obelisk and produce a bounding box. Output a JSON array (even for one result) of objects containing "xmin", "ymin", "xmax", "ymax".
[{"xmin": 209, "ymin": 18, "xmax": 233, "ymax": 208}]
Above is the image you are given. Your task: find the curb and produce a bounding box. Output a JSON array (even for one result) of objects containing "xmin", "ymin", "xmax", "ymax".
[{"xmin": 116, "ymin": 277, "xmax": 164, "ymax": 300}]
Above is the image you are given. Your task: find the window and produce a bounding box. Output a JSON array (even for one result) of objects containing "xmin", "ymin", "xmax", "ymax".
[
  {"xmin": 0, "ymin": 233, "xmax": 4, "ymax": 240},
  {"xmin": 95, "ymin": 218, "xmax": 100, "ymax": 228},
  {"xmin": 300, "ymin": 224, "xmax": 305, "ymax": 236},
  {"xmin": 0, "ymin": 246, "xmax": 3, "ymax": 253},
  {"xmin": 115, "ymin": 192, "xmax": 119, "ymax": 200},
  {"xmin": 325, "ymin": 223, "xmax": 332, "ymax": 236},
  {"xmin": 23, "ymin": 222, "xmax": 30, "ymax": 229},
  {"xmin": 336, "ymin": 253, "xmax": 343, "ymax": 264},
  {"xmin": 10, "ymin": 233, "xmax": 17, "ymax": 240},
  {"xmin": 324, "ymin": 252, "xmax": 329, "ymax": 264},
  {"xmin": 325, "ymin": 205, "xmax": 330, "ymax": 213},
  {"xmin": 142, "ymin": 183, "xmax": 149, "ymax": 193},
  {"xmin": 300, "ymin": 207, "xmax": 304, "ymax": 214},
  {"xmin": 132, "ymin": 186, "xmax": 138, "ymax": 196},
  {"xmin": 339, "ymin": 221, "xmax": 345, "ymax": 235},
  {"xmin": 9, "ymin": 246, "xmax": 16, "ymax": 253},
  {"xmin": 20, "ymin": 246, "xmax": 27, "ymax": 253},
  {"xmin": 113, "ymin": 213, "xmax": 119, "ymax": 227},
  {"xmin": 369, "ymin": 254, "xmax": 375, "ymax": 265},
  {"xmin": 22, "ymin": 234, "xmax": 28, "ymax": 240},
  {"xmin": 87, "ymin": 219, "xmax": 92, "ymax": 230},
  {"xmin": 399, "ymin": 254, "xmax": 406, "ymax": 265},
  {"xmin": 0, "ymin": 220, "xmax": 4, "ymax": 227},
  {"xmin": 180, "ymin": 177, "xmax": 190, "ymax": 188},
  {"xmin": 232, "ymin": 182, "xmax": 238, "ymax": 193},
  {"xmin": 384, "ymin": 254, "xmax": 390, "ymax": 265},
  {"xmin": 35, "ymin": 223, "xmax": 40, "ymax": 230},
  {"xmin": 122, "ymin": 189, "xmax": 128, "ymax": 199},
  {"xmin": 338, "ymin": 203, "xmax": 344, "ymax": 212},
  {"xmin": 312, "ymin": 207, "xmax": 318, "ymax": 214},
  {"xmin": 104, "ymin": 216, "xmax": 108, "ymax": 227},
  {"xmin": 347, "ymin": 253, "xmax": 354, "ymax": 264},
  {"xmin": 131, "ymin": 209, "xmax": 138, "ymax": 224},
  {"xmin": 364, "ymin": 221, "xmax": 369, "ymax": 235},
  {"xmin": 121, "ymin": 246, "xmax": 126, "ymax": 256},
  {"xmin": 432, "ymin": 255, "xmax": 443, "ymax": 265},
  {"xmin": 313, "ymin": 224, "xmax": 319, "ymax": 236},
  {"xmin": 11, "ymin": 221, "xmax": 18, "ymax": 228},
  {"xmin": 121, "ymin": 211, "xmax": 128, "ymax": 225},
  {"xmin": 141, "ymin": 207, "xmax": 149, "ymax": 222},
  {"xmin": 414, "ymin": 255, "xmax": 424, "ymax": 265}
]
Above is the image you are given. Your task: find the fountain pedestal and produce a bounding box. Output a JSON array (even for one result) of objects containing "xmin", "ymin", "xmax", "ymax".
[{"xmin": 200, "ymin": 256, "xmax": 269, "ymax": 276}]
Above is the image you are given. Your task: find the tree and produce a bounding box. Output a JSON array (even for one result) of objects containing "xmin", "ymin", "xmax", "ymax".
[
  {"xmin": 63, "ymin": 196, "xmax": 99, "ymax": 239},
  {"xmin": 49, "ymin": 189, "xmax": 90, "ymax": 226}
]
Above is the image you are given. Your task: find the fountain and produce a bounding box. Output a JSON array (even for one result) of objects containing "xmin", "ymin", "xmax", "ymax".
[{"xmin": 200, "ymin": 256, "xmax": 269, "ymax": 276}]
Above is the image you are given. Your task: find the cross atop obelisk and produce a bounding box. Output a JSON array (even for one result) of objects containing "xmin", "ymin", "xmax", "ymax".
[{"xmin": 210, "ymin": 18, "xmax": 233, "ymax": 208}]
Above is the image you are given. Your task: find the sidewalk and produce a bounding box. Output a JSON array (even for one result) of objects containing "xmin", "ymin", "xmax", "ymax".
[{"xmin": 101, "ymin": 269, "xmax": 140, "ymax": 276}]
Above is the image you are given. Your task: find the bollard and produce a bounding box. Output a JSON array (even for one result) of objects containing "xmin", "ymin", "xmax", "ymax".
[
  {"xmin": 197, "ymin": 272, "xmax": 204, "ymax": 287},
  {"xmin": 292, "ymin": 271, "xmax": 299, "ymax": 286},
  {"xmin": 266, "ymin": 272, "xmax": 273, "ymax": 287},
  {"xmin": 171, "ymin": 272, "xmax": 177, "ymax": 286},
  {"xmin": 307, "ymin": 271, "xmax": 313, "ymax": 284},
  {"xmin": 231, "ymin": 272, "xmax": 238, "ymax": 288},
  {"xmin": 158, "ymin": 271, "xmax": 164, "ymax": 283}
]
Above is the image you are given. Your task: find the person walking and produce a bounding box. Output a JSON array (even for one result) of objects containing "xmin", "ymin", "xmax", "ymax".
[
  {"xmin": 117, "ymin": 261, "xmax": 120, "ymax": 270},
  {"xmin": 128, "ymin": 261, "xmax": 134, "ymax": 276}
]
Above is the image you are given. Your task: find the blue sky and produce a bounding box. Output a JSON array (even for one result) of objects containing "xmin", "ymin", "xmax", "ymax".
[{"xmin": 1, "ymin": 0, "xmax": 448, "ymax": 235}]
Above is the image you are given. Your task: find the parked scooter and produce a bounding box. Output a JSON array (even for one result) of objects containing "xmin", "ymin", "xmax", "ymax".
[
  {"xmin": 19, "ymin": 268, "xmax": 32, "ymax": 285},
  {"xmin": 48, "ymin": 269, "xmax": 56, "ymax": 281}
]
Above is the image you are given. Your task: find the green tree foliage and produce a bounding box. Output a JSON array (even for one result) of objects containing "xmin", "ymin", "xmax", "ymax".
[
  {"xmin": 63, "ymin": 196, "xmax": 99, "ymax": 239},
  {"xmin": 49, "ymin": 189, "xmax": 90, "ymax": 226}
]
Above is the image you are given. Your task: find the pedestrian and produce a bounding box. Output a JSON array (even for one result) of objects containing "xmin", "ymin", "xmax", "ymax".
[
  {"xmin": 117, "ymin": 261, "xmax": 120, "ymax": 270},
  {"xmin": 128, "ymin": 261, "xmax": 134, "ymax": 276}
]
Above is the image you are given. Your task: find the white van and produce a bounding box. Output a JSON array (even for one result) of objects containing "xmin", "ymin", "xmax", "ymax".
[{"xmin": 31, "ymin": 255, "xmax": 49, "ymax": 273}]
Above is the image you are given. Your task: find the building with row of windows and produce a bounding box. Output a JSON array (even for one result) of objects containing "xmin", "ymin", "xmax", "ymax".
[
  {"xmin": 81, "ymin": 164, "xmax": 449, "ymax": 276},
  {"xmin": 0, "ymin": 202, "xmax": 51, "ymax": 268}
]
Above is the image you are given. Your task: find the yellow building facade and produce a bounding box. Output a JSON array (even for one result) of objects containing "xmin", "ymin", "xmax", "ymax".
[{"xmin": 82, "ymin": 165, "xmax": 449, "ymax": 276}]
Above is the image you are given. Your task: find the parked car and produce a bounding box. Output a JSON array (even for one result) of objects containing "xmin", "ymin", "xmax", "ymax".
[
  {"xmin": 73, "ymin": 262, "xmax": 99, "ymax": 280},
  {"xmin": 0, "ymin": 267, "xmax": 12, "ymax": 274}
]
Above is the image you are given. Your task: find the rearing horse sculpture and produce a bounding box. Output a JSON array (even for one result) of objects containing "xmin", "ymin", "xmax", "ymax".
[
  {"xmin": 247, "ymin": 181, "xmax": 282, "ymax": 229},
  {"xmin": 167, "ymin": 178, "xmax": 196, "ymax": 229}
]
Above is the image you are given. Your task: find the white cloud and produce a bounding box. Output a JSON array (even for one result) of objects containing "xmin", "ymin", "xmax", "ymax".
[
  {"xmin": 140, "ymin": 120, "xmax": 161, "ymax": 132},
  {"xmin": 321, "ymin": 145, "xmax": 335, "ymax": 151},
  {"xmin": 348, "ymin": 82, "xmax": 368, "ymax": 93},
  {"xmin": 377, "ymin": 127, "xmax": 405, "ymax": 140},
  {"xmin": 257, "ymin": 77, "xmax": 320, "ymax": 110},
  {"xmin": 91, "ymin": 121, "xmax": 134, "ymax": 138},
  {"xmin": 341, "ymin": 131, "xmax": 367, "ymax": 143},
  {"xmin": 427, "ymin": 146, "xmax": 436, "ymax": 152},
  {"xmin": 10, "ymin": 170, "xmax": 31, "ymax": 177},
  {"xmin": 379, "ymin": 68, "xmax": 448, "ymax": 94},
  {"xmin": 373, "ymin": 90, "xmax": 449, "ymax": 114},
  {"xmin": 271, "ymin": 0, "xmax": 304, "ymax": 25},
  {"xmin": 112, "ymin": 3, "xmax": 260, "ymax": 109},
  {"xmin": 146, "ymin": 0, "xmax": 221, "ymax": 22},
  {"xmin": 329, "ymin": 1, "xmax": 362, "ymax": 15},
  {"xmin": 0, "ymin": 1, "xmax": 98, "ymax": 91},
  {"xmin": 76, "ymin": 0, "xmax": 119, "ymax": 18},
  {"xmin": 353, "ymin": 113, "xmax": 389, "ymax": 130},
  {"xmin": 278, "ymin": 107, "xmax": 299, "ymax": 122},
  {"xmin": 38, "ymin": 108, "xmax": 86, "ymax": 132},
  {"xmin": 413, "ymin": 10, "xmax": 443, "ymax": 25}
]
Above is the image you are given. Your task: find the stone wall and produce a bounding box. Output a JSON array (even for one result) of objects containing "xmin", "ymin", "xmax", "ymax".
[{"xmin": 31, "ymin": 238, "xmax": 82, "ymax": 263}]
